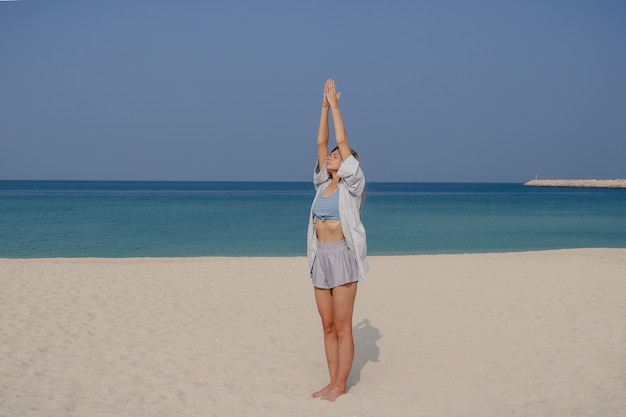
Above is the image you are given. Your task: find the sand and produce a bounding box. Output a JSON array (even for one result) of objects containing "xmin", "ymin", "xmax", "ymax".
[
  {"xmin": 1, "ymin": 249, "xmax": 625, "ymax": 417},
  {"xmin": 524, "ymin": 179, "xmax": 626, "ymax": 188}
]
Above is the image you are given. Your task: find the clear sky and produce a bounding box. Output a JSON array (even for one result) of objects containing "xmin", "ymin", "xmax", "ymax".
[{"xmin": 1, "ymin": 0, "xmax": 625, "ymax": 182}]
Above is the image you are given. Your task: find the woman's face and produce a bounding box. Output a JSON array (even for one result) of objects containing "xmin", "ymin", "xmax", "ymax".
[{"xmin": 326, "ymin": 149, "xmax": 342, "ymax": 171}]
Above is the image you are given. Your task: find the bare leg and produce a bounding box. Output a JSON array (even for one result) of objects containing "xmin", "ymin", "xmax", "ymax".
[
  {"xmin": 312, "ymin": 287, "xmax": 336, "ymax": 398},
  {"xmin": 312, "ymin": 282, "xmax": 357, "ymax": 401},
  {"xmin": 323, "ymin": 282, "xmax": 357, "ymax": 401}
]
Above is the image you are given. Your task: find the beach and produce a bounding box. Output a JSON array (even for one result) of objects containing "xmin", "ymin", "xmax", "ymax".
[
  {"xmin": 1, "ymin": 249, "xmax": 625, "ymax": 417},
  {"xmin": 524, "ymin": 179, "xmax": 626, "ymax": 188}
]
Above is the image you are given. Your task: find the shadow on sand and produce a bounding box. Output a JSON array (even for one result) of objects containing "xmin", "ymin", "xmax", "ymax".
[{"xmin": 348, "ymin": 318, "xmax": 381, "ymax": 389}]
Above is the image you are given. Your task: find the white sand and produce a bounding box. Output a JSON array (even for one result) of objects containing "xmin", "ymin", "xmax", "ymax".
[
  {"xmin": 524, "ymin": 179, "xmax": 626, "ymax": 188},
  {"xmin": 1, "ymin": 249, "xmax": 625, "ymax": 417}
]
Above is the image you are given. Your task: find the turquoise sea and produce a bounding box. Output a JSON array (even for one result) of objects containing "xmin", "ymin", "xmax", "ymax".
[{"xmin": 1, "ymin": 181, "xmax": 625, "ymax": 258}]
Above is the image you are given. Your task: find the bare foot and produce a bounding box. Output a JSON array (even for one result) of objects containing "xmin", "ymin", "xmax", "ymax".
[
  {"xmin": 311, "ymin": 383, "xmax": 331, "ymax": 398},
  {"xmin": 322, "ymin": 386, "xmax": 345, "ymax": 402}
]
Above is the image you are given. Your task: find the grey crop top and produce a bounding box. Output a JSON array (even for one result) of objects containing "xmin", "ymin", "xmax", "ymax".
[{"xmin": 314, "ymin": 189, "xmax": 340, "ymax": 221}]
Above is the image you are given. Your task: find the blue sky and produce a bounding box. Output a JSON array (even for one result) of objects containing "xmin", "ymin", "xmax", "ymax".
[{"xmin": 1, "ymin": 0, "xmax": 625, "ymax": 182}]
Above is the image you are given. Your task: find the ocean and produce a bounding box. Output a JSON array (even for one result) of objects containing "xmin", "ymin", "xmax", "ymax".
[{"xmin": 1, "ymin": 181, "xmax": 625, "ymax": 258}]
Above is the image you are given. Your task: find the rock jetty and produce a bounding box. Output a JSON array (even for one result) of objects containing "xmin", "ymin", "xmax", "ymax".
[{"xmin": 524, "ymin": 179, "xmax": 626, "ymax": 188}]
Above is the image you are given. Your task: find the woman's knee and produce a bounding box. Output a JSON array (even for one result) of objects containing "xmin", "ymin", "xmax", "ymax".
[
  {"xmin": 333, "ymin": 321, "xmax": 353, "ymax": 339},
  {"xmin": 320, "ymin": 319, "xmax": 336, "ymax": 336}
]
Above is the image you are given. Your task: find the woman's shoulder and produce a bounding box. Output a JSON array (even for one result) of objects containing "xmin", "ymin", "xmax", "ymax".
[
  {"xmin": 337, "ymin": 155, "xmax": 361, "ymax": 177},
  {"xmin": 314, "ymin": 162, "xmax": 331, "ymax": 186}
]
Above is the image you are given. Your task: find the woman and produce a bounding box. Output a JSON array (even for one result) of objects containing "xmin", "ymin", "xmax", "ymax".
[{"xmin": 307, "ymin": 79, "xmax": 368, "ymax": 402}]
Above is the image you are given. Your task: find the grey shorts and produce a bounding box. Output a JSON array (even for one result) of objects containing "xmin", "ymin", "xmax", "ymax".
[{"xmin": 311, "ymin": 240, "xmax": 359, "ymax": 289}]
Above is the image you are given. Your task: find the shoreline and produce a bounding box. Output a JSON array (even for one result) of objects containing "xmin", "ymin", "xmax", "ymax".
[
  {"xmin": 2, "ymin": 246, "xmax": 626, "ymax": 260},
  {"xmin": 2, "ymin": 249, "xmax": 625, "ymax": 416},
  {"xmin": 524, "ymin": 179, "xmax": 626, "ymax": 188}
]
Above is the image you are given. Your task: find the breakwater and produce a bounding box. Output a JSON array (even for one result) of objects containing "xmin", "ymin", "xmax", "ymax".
[{"xmin": 524, "ymin": 179, "xmax": 626, "ymax": 188}]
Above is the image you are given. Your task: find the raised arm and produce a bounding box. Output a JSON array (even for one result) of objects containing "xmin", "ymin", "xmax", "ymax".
[
  {"xmin": 325, "ymin": 79, "xmax": 351, "ymax": 161},
  {"xmin": 317, "ymin": 86, "xmax": 330, "ymax": 168}
]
